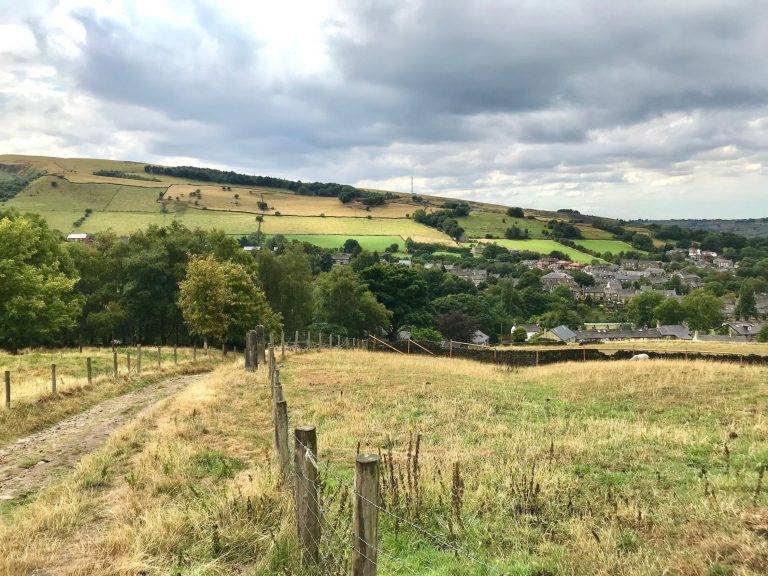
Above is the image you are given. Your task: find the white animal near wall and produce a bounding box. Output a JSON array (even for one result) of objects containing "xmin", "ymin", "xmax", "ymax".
[{"xmin": 629, "ymin": 353, "xmax": 650, "ymax": 361}]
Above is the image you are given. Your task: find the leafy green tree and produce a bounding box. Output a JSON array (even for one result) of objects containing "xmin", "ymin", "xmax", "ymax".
[
  {"xmin": 626, "ymin": 291, "xmax": 665, "ymax": 327},
  {"xmin": 652, "ymin": 298, "xmax": 685, "ymax": 325},
  {"xmin": 570, "ymin": 270, "xmax": 595, "ymax": 287},
  {"xmin": 343, "ymin": 238, "xmax": 362, "ymax": 255},
  {"xmin": 0, "ymin": 212, "xmax": 82, "ymax": 352},
  {"xmin": 255, "ymin": 246, "xmax": 314, "ymax": 334},
  {"xmin": 313, "ymin": 267, "xmax": 390, "ymax": 336},
  {"xmin": 436, "ymin": 312, "xmax": 478, "ymax": 342},
  {"xmin": 681, "ymin": 289, "xmax": 724, "ymax": 332},
  {"xmin": 736, "ymin": 285, "xmax": 757, "ymax": 318},
  {"xmin": 511, "ymin": 326, "xmax": 528, "ymax": 343},
  {"xmin": 180, "ymin": 255, "xmax": 280, "ymax": 346},
  {"xmin": 757, "ymin": 325, "xmax": 768, "ymax": 343},
  {"xmin": 360, "ymin": 264, "xmax": 432, "ymax": 337},
  {"xmin": 409, "ymin": 326, "xmax": 443, "ymax": 342}
]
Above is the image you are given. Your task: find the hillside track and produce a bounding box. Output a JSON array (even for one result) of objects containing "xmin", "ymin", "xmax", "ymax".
[{"xmin": 0, "ymin": 372, "xmax": 206, "ymax": 503}]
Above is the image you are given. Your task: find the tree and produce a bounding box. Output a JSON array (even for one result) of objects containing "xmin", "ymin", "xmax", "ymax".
[
  {"xmin": 757, "ymin": 325, "xmax": 768, "ymax": 343},
  {"xmin": 313, "ymin": 267, "xmax": 390, "ymax": 336},
  {"xmin": 360, "ymin": 264, "xmax": 432, "ymax": 337},
  {"xmin": 255, "ymin": 246, "xmax": 314, "ymax": 334},
  {"xmin": 0, "ymin": 212, "xmax": 82, "ymax": 352},
  {"xmin": 626, "ymin": 291, "xmax": 665, "ymax": 327},
  {"xmin": 511, "ymin": 326, "xmax": 528, "ymax": 343},
  {"xmin": 343, "ymin": 238, "xmax": 362, "ymax": 256},
  {"xmin": 653, "ymin": 298, "xmax": 685, "ymax": 325},
  {"xmin": 681, "ymin": 289, "xmax": 724, "ymax": 332},
  {"xmin": 409, "ymin": 326, "xmax": 443, "ymax": 342},
  {"xmin": 736, "ymin": 285, "xmax": 757, "ymax": 318},
  {"xmin": 570, "ymin": 270, "xmax": 595, "ymax": 287},
  {"xmin": 436, "ymin": 312, "xmax": 478, "ymax": 342},
  {"xmin": 179, "ymin": 256, "xmax": 235, "ymax": 345},
  {"xmin": 179, "ymin": 255, "xmax": 280, "ymax": 346},
  {"xmin": 506, "ymin": 207, "xmax": 524, "ymax": 218}
]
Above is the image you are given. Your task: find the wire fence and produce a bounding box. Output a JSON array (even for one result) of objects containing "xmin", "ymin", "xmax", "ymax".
[{"xmin": 251, "ymin": 324, "xmax": 507, "ymax": 576}]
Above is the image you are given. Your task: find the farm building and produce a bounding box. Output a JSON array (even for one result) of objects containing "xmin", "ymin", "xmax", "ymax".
[
  {"xmin": 66, "ymin": 232, "xmax": 90, "ymax": 243},
  {"xmin": 471, "ymin": 330, "xmax": 490, "ymax": 345}
]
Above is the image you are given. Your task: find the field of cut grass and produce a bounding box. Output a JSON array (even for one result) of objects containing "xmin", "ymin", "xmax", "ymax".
[
  {"xmin": 575, "ymin": 224, "xmax": 615, "ymax": 239},
  {"xmin": 574, "ymin": 239, "xmax": 645, "ymax": 255},
  {"xmin": 166, "ymin": 184, "xmax": 425, "ymax": 219},
  {"xmin": 456, "ymin": 211, "xmax": 549, "ymax": 238},
  {"xmin": 1, "ymin": 351, "xmax": 765, "ymax": 575},
  {"xmin": 480, "ymin": 238, "xmax": 600, "ymax": 263},
  {"xmin": 280, "ymin": 234, "xmax": 404, "ymax": 251}
]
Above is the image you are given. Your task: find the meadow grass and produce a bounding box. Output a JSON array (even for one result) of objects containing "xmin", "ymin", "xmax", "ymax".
[
  {"xmin": 279, "ymin": 234, "xmax": 405, "ymax": 251},
  {"xmin": 1, "ymin": 351, "xmax": 765, "ymax": 575},
  {"xmin": 0, "ymin": 347, "xmax": 222, "ymax": 446},
  {"xmin": 479, "ymin": 238, "xmax": 599, "ymax": 263},
  {"xmin": 455, "ymin": 212, "xmax": 549, "ymax": 239},
  {"xmin": 498, "ymin": 339, "xmax": 768, "ymax": 356},
  {"xmin": 574, "ymin": 239, "xmax": 646, "ymax": 255},
  {"xmin": 165, "ymin": 184, "xmax": 424, "ymax": 219}
]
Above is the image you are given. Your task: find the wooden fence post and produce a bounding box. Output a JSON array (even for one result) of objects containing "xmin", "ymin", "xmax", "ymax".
[
  {"xmin": 274, "ymin": 399, "xmax": 290, "ymax": 485},
  {"xmin": 268, "ymin": 346, "xmax": 276, "ymax": 391},
  {"xmin": 294, "ymin": 426, "xmax": 320, "ymax": 567},
  {"xmin": 51, "ymin": 363, "xmax": 57, "ymax": 395},
  {"xmin": 86, "ymin": 357, "xmax": 93, "ymax": 385},
  {"xmin": 281, "ymin": 331, "xmax": 285, "ymax": 361},
  {"xmin": 113, "ymin": 350, "xmax": 118, "ymax": 377},
  {"xmin": 352, "ymin": 454, "xmax": 380, "ymax": 576},
  {"xmin": 255, "ymin": 325, "xmax": 266, "ymax": 366},
  {"xmin": 245, "ymin": 330, "xmax": 256, "ymax": 372},
  {"xmin": 4, "ymin": 371, "xmax": 10, "ymax": 409},
  {"xmin": 137, "ymin": 344, "xmax": 142, "ymax": 375}
]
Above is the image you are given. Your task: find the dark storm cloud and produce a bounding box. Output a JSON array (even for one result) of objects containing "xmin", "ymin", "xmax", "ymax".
[{"xmin": 6, "ymin": 0, "xmax": 768, "ymax": 217}]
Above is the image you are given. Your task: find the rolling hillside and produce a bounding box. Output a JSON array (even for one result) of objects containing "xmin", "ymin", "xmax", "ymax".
[{"xmin": 0, "ymin": 154, "xmax": 653, "ymax": 260}]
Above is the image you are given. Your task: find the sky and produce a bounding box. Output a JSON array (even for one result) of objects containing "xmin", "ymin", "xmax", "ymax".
[{"xmin": 1, "ymin": 0, "xmax": 768, "ymax": 220}]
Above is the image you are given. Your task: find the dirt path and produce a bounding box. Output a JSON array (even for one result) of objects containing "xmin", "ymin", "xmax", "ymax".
[{"xmin": 0, "ymin": 372, "xmax": 206, "ymax": 502}]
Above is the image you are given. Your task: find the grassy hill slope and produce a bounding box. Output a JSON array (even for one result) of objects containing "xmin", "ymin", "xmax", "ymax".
[{"xmin": 1, "ymin": 154, "xmax": 651, "ymax": 261}]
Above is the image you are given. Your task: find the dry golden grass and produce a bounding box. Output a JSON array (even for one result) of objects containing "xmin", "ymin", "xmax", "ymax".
[
  {"xmin": 498, "ymin": 339, "xmax": 768, "ymax": 356},
  {"xmin": 165, "ymin": 184, "xmax": 428, "ymax": 218},
  {"xmin": 1, "ymin": 351, "xmax": 766, "ymax": 575},
  {"xmin": 0, "ymin": 347, "xmax": 202, "ymax": 404}
]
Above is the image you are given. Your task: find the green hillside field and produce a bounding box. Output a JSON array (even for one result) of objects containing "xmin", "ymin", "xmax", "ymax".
[
  {"xmin": 479, "ymin": 239, "xmax": 602, "ymax": 263},
  {"xmin": 574, "ymin": 239, "xmax": 646, "ymax": 255},
  {"xmin": 0, "ymin": 155, "xmax": 651, "ymax": 262}
]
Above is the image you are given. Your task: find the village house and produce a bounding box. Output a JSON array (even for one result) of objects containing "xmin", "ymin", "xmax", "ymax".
[
  {"xmin": 726, "ymin": 321, "xmax": 767, "ymax": 341},
  {"xmin": 542, "ymin": 325, "xmax": 577, "ymax": 343},
  {"xmin": 541, "ymin": 271, "xmax": 577, "ymax": 292},
  {"xmin": 471, "ymin": 330, "xmax": 490, "ymax": 345},
  {"xmin": 675, "ymin": 272, "xmax": 703, "ymax": 288},
  {"xmin": 331, "ymin": 253, "xmax": 351, "ymax": 266},
  {"xmin": 511, "ymin": 324, "xmax": 542, "ymax": 341}
]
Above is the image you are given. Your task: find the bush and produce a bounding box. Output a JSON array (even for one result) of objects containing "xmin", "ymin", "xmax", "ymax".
[
  {"xmin": 511, "ymin": 326, "xmax": 528, "ymax": 343},
  {"xmin": 506, "ymin": 207, "xmax": 524, "ymax": 218},
  {"xmin": 410, "ymin": 327, "xmax": 443, "ymax": 342},
  {"xmin": 757, "ymin": 325, "xmax": 768, "ymax": 342}
]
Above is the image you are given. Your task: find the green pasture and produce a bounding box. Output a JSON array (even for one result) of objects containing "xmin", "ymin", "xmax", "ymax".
[
  {"xmin": 481, "ymin": 239, "xmax": 600, "ymax": 263},
  {"xmin": 574, "ymin": 239, "xmax": 647, "ymax": 255},
  {"xmin": 456, "ymin": 211, "xmax": 548, "ymax": 239},
  {"xmin": 280, "ymin": 234, "xmax": 405, "ymax": 251}
]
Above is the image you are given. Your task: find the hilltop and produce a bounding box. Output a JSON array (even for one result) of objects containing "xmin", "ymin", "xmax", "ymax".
[{"xmin": 1, "ymin": 154, "xmax": 653, "ymax": 261}]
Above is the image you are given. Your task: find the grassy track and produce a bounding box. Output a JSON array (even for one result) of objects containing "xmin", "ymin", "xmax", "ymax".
[
  {"xmin": 1, "ymin": 351, "xmax": 766, "ymax": 574},
  {"xmin": 479, "ymin": 238, "xmax": 599, "ymax": 263}
]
